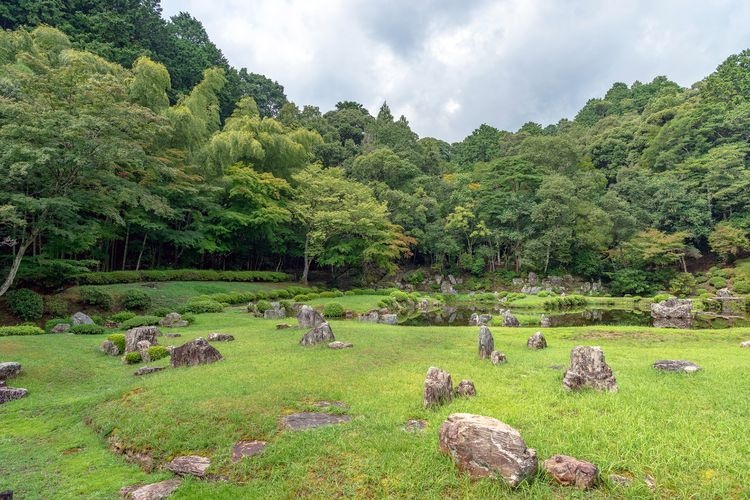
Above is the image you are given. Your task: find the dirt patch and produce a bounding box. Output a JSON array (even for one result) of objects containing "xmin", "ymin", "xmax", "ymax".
[{"xmin": 108, "ymin": 436, "xmax": 156, "ymax": 472}]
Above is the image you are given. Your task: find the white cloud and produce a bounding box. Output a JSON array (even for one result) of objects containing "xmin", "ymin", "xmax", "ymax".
[{"xmin": 161, "ymin": 0, "xmax": 750, "ymax": 142}]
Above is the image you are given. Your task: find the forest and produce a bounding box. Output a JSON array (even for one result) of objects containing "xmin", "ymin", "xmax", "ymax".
[{"xmin": 2, "ymin": 1, "xmax": 750, "ymax": 296}]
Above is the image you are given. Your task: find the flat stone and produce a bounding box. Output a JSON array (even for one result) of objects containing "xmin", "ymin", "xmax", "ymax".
[
  {"xmin": 423, "ymin": 366, "xmax": 453, "ymax": 408},
  {"xmin": 134, "ymin": 366, "xmax": 165, "ymax": 376},
  {"xmin": 455, "ymin": 380, "xmax": 476, "ymax": 397},
  {"xmin": 165, "ymin": 455, "xmax": 211, "ymax": 477},
  {"xmin": 404, "ymin": 419, "xmax": 427, "ymax": 432},
  {"xmin": 120, "ymin": 479, "xmax": 181, "ymax": 500},
  {"xmin": 0, "ymin": 362, "xmax": 22, "ymax": 380},
  {"xmin": 231, "ymin": 440, "xmax": 267, "ymax": 462},
  {"xmin": 207, "ymin": 333, "xmax": 234, "ymax": 342},
  {"xmin": 491, "ymin": 350, "xmax": 507, "ymax": 365},
  {"xmin": 527, "ymin": 332, "xmax": 547, "ymax": 350},
  {"xmin": 0, "ymin": 386, "xmax": 28, "ymax": 404},
  {"xmin": 282, "ymin": 412, "xmax": 351, "ymax": 430},
  {"xmin": 543, "ymin": 454, "xmax": 599, "ymax": 490},
  {"xmin": 652, "ymin": 360, "xmax": 701, "ymax": 373},
  {"xmin": 328, "ymin": 341, "xmax": 353, "ymax": 349},
  {"xmin": 563, "ymin": 346, "xmax": 618, "ymax": 392},
  {"xmin": 609, "ymin": 474, "xmax": 633, "ymax": 487}
]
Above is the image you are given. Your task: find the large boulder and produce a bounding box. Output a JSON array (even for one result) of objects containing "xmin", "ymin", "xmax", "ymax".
[
  {"xmin": 263, "ymin": 302, "xmax": 286, "ymax": 320},
  {"xmin": 0, "ymin": 362, "xmax": 22, "ymax": 381},
  {"xmin": 423, "ymin": 366, "xmax": 453, "ymax": 408},
  {"xmin": 159, "ymin": 312, "xmax": 188, "ymax": 328},
  {"xmin": 438, "ymin": 413, "xmax": 538, "ymax": 487},
  {"xmin": 502, "ymin": 310, "xmax": 520, "ymax": 327},
  {"xmin": 526, "ymin": 332, "xmax": 547, "ymax": 350},
  {"xmin": 469, "ymin": 313, "xmax": 492, "ymax": 326},
  {"xmin": 299, "ymin": 322, "xmax": 335, "ymax": 346},
  {"xmin": 543, "ymin": 454, "xmax": 599, "ymax": 490},
  {"xmin": 125, "ymin": 326, "xmax": 159, "ymax": 353},
  {"xmin": 165, "ymin": 455, "xmax": 210, "ymax": 477},
  {"xmin": 0, "ymin": 386, "xmax": 28, "ymax": 404},
  {"xmin": 455, "ymin": 380, "xmax": 476, "ymax": 397},
  {"xmin": 120, "ymin": 478, "xmax": 181, "ymax": 499},
  {"xmin": 652, "ymin": 360, "xmax": 701, "ymax": 373},
  {"xmin": 71, "ymin": 312, "xmax": 94, "ymax": 325},
  {"xmin": 297, "ymin": 305, "xmax": 324, "ymax": 328},
  {"xmin": 478, "ymin": 326, "xmax": 494, "ymax": 359},
  {"xmin": 171, "ymin": 338, "xmax": 223, "ymax": 368},
  {"xmin": 562, "ymin": 346, "xmax": 618, "ymax": 392},
  {"xmin": 650, "ymin": 298, "xmax": 692, "ymax": 328}
]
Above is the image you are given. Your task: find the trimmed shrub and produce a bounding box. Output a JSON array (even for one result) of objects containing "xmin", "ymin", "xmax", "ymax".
[
  {"xmin": 0, "ymin": 325, "xmax": 44, "ymax": 336},
  {"xmin": 733, "ymin": 279, "xmax": 750, "ymax": 294},
  {"xmin": 125, "ymin": 352, "xmax": 142, "ymax": 364},
  {"xmin": 120, "ymin": 315, "xmax": 161, "ymax": 329},
  {"xmin": 44, "ymin": 318, "xmax": 70, "ymax": 333},
  {"xmin": 110, "ymin": 311, "xmax": 136, "ymax": 323},
  {"xmin": 151, "ymin": 307, "xmax": 171, "ymax": 318},
  {"xmin": 44, "ymin": 295, "xmax": 69, "ymax": 317},
  {"xmin": 122, "ymin": 289, "xmax": 151, "ymax": 310},
  {"xmin": 70, "ymin": 324, "xmax": 106, "ymax": 335},
  {"xmin": 323, "ymin": 302, "xmax": 344, "ymax": 318},
  {"xmin": 181, "ymin": 313, "xmax": 195, "ymax": 324},
  {"xmin": 5, "ymin": 288, "xmax": 44, "ymax": 321},
  {"xmin": 255, "ymin": 300, "xmax": 272, "ymax": 313},
  {"xmin": 708, "ymin": 276, "xmax": 728, "ymax": 289},
  {"xmin": 79, "ymin": 286, "xmax": 113, "ymax": 310},
  {"xmin": 181, "ymin": 300, "xmax": 223, "ymax": 314},
  {"xmin": 147, "ymin": 345, "xmax": 169, "ymax": 361},
  {"xmin": 405, "ymin": 270, "xmax": 425, "ymax": 286},
  {"xmin": 107, "ymin": 334, "xmax": 126, "ymax": 353},
  {"xmin": 390, "ymin": 290, "xmax": 409, "ymax": 302},
  {"xmin": 74, "ymin": 269, "xmax": 289, "ymax": 286},
  {"xmin": 543, "ymin": 295, "xmax": 589, "ymax": 311},
  {"xmin": 652, "ymin": 293, "xmax": 672, "ymax": 303},
  {"xmin": 669, "ymin": 273, "xmax": 696, "ymax": 298}
]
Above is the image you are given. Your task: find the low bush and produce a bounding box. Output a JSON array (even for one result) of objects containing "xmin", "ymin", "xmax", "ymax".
[
  {"xmin": 107, "ymin": 334, "xmax": 126, "ymax": 353},
  {"xmin": 120, "ymin": 315, "xmax": 161, "ymax": 329},
  {"xmin": 74, "ymin": 269, "xmax": 289, "ymax": 286},
  {"xmin": 537, "ymin": 290, "xmax": 551, "ymax": 298},
  {"xmin": 543, "ymin": 295, "xmax": 589, "ymax": 310},
  {"xmin": 255, "ymin": 300, "xmax": 272, "ymax": 313},
  {"xmin": 652, "ymin": 293, "xmax": 672, "ymax": 303},
  {"xmin": 390, "ymin": 290, "xmax": 409, "ymax": 302},
  {"xmin": 79, "ymin": 286, "xmax": 114, "ymax": 310},
  {"xmin": 147, "ymin": 345, "xmax": 169, "ymax": 361},
  {"xmin": 708, "ymin": 276, "xmax": 728, "ymax": 289},
  {"xmin": 44, "ymin": 295, "xmax": 69, "ymax": 317},
  {"xmin": 405, "ymin": 270, "xmax": 425, "ymax": 286},
  {"xmin": 44, "ymin": 318, "xmax": 70, "ymax": 333},
  {"xmin": 110, "ymin": 311, "xmax": 136, "ymax": 323},
  {"xmin": 323, "ymin": 302, "xmax": 344, "ymax": 317},
  {"xmin": 70, "ymin": 324, "xmax": 106, "ymax": 335},
  {"xmin": 5, "ymin": 288, "xmax": 44, "ymax": 321},
  {"xmin": 181, "ymin": 299, "xmax": 224, "ymax": 314},
  {"xmin": 124, "ymin": 352, "xmax": 142, "ymax": 364},
  {"xmin": 255, "ymin": 291, "xmax": 268, "ymax": 300},
  {"xmin": 0, "ymin": 325, "xmax": 44, "ymax": 336},
  {"xmin": 122, "ymin": 289, "xmax": 151, "ymax": 310},
  {"xmin": 733, "ymin": 279, "xmax": 750, "ymax": 294},
  {"xmin": 181, "ymin": 313, "xmax": 195, "ymax": 324},
  {"xmin": 151, "ymin": 307, "xmax": 171, "ymax": 318},
  {"xmin": 280, "ymin": 300, "xmax": 293, "ymax": 313},
  {"xmin": 669, "ymin": 273, "xmax": 696, "ymax": 298}
]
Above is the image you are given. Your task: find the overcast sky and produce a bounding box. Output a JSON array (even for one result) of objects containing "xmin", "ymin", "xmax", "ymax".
[{"xmin": 161, "ymin": 0, "xmax": 750, "ymax": 142}]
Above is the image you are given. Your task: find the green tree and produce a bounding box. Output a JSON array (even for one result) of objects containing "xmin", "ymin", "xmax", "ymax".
[{"xmin": 708, "ymin": 223, "xmax": 750, "ymax": 261}]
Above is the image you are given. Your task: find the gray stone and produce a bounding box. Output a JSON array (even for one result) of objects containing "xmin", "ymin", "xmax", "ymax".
[
  {"xmin": 491, "ymin": 350, "xmax": 507, "ymax": 365},
  {"xmin": 0, "ymin": 362, "xmax": 22, "ymax": 380},
  {"xmin": 125, "ymin": 326, "xmax": 159, "ymax": 353},
  {"xmin": 207, "ymin": 333, "xmax": 234, "ymax": 342},
  {"xmin": 650, "ymin": 298, "xmax": 692, "ymax": 328},
  {"xmin": 438, "ymin": 413, "xmax": 538, "ymax": 487},
  {"xmin": 282, "ymin": 412, "xmax": 351, "ymax": 430},
  {"xmin": 440, "ymin": 280, "xmax": 456, "ymax": 294},
  {"xmin": 540, "ymin": 314, "xmax": 551, "ymax": 328},
  {"xmin": 469, "ymin": 313, "xmax": 492, "ymax": 326},
  {"xmin": 423, "ymin": 366, "xmax": 453, "ymax": 408},
  {"xmin": 52, "ymin": 323, "xmax": 71, "ymax": 333},
  {"xmin": 165, "ymin": 455, "xmax": 210, "ymax": 477},
  {"xmin": 71, "ymin": 312, "xmax": 94, "ymax": 325},
  {"xmin": 478, "ymin": 326, "xmax": 494, "ymax": 359},
  {"xmin": 263, "ymin": 302, "xmax": 286, "ymax": 320},
  {"xmin": 716, "ymin": 287, "xmax": 733, "ymax": 298},
  {"xmin": 299, "ymin": 322, "xmax": 335, "ymax": 346},
  {"xmin": 527, "ymin": 272, "xmax": 538, "ymax": 285},
  {"xmin": 379, "ymin": 313, "xmax": 398, "ymax": 325},
  {"xmin": 609, "ymin": 474, "xmax": 633, "ymax": 487},
  {"xmin": 359, "ymin": 310, "xmax": 380, "ymax": 323},
  {"xmin": 231, "ymin": 440, "xmax": 266, "ymax": 462},
  {"xmin": 543, "ymin": 455, "xmax": 598, "ymax": 490},
  {"xmin": 328, "ymin": 341, "xmax": 353, "ymax": 349},
  {"xmin": 134, "ymin": 366, "xmax": 165, "ymax": 376},
  {"xmin": 171, "ymin": 338, "xmax": 223, "ymax": 368},
  {"xmin": 297, "ymin": 305, "xmax": 324, "ymax": 328},
  {"xmin": 740, "ymin": 340, "xmax": 750, "ymax": 348},
  {"xmin": 100, "ymin": 340, "xmax": 120, "ymax": 356},
  {"xmin": 455, "ymin": 380, "xmax": 476, "ymax": 397},
  {"xmin": 563, "ymin": 346, "xmax": 618, "ymax": 392},
  {"xmin": 120, "ymin": 479, "xmax": 181, "ymax": 500},
  {"xmin": 0, "ymin": 386, "xmax": 28, "ymax": 404},
  {"xmin": 652, "ymin": 360, "xmax": 701, "ymax": 373},
  {"xmin": 502, "ymin": 310, "xmax": 520, "ymax": 327},
  {"xmin": 404, "ymin": 419, "xmax": 427, "ymax": 432},
  {"xmin": 526, "ymin": 332, "xmax": 547, "ymax": 350},
  {"xmin": 158, "ymin": 312, "xmax": 188, "ymax": 328},
  {"xmin": 136, "ymin": 340, "xmax": 151, "ymax": 363}
]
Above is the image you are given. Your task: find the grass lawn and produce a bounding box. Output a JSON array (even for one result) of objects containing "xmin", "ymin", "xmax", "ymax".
[
  {"xmin": 305, "ymin": 294, "xmax": 388, "ymax": 313},
  {"xmin": 2, "ymin": 312, "xmax": 750, "ymax": 498}
]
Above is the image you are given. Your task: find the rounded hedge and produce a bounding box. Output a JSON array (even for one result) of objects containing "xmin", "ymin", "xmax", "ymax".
[
  {"xmin": 5, "ymin": 288, "xmax": 44, "ymax": 321},
  {"xmin": 107, "ymin": 333, "xmax": 126, "ymax": 353},
  {"xmin": 79, "ymin": 286, "xmax": 114, "ymax": 311},
  {"xmin": 122, "ymin": 289, "xmax": 151, "ymax": 310},
  {"xmin": 0, "ymin": 325, "xmax": 44, "ymax": 336},
  {"xmin": 323, "ymin": 302, "xmax": 344, "ymax": 318},
  {"xmin": 70, "ymin": 324, "xmax": 106, "ymax": 335},
  {"xmin": 125, "ymin": 352, "xmax": 142, "ymax": 364},
  {"xmin": 147, "ymin": 345, "xmax": 169, "ymax": 361}
]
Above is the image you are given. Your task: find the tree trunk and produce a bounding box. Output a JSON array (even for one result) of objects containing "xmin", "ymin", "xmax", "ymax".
[
  {"xmin": 121, "ymin": 223, "xmax": 130, "ymax": 271},
  {"xmin": 301, "ymin": 234, "xmax": 311, "ymax": 285},
  {"xmin": 0, "ymin": 235, "xmax": 35, "ymax": 297},
  {"xmin": 544, "ymin": 243, "xmax": 551, "ymax": 275},
  {"xmin": 135, "ymin": 233, "xmax": 148, "ymax": 271}
]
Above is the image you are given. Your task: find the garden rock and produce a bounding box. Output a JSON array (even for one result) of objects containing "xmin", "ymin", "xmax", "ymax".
[
  {"xmin": 0, "ymin": 386, "xmax": 28, "ymax": 404},
  {"xmin": 134, "ymin": 366, "xmax": 165, "ymax": 376},
  {"xmin": 740, "ymin": 340, "xmax": 750, "ymax": 348},
  {"xmin": 232, "ymin": 440, "xmax": 266, "ymax": 462},
  {"xmin": 100, "ymin": 340, "xmax": 120, "ymax": 356},
  {"xmin": 359, "ymin": 310, "xmax": 380, "ymax": 323},
  {"xmin": 563, "ymin": 346, "xmax": 618, "ymax": 392},
  {"xmin": 207, "ymin": 333, "xmax": 234, "ymax": 342},
  {"xmin": 478, "ymin": 326, "xmax": 494, "ymax": 359},
  {"xmin": 543, "ymin": 454, "xmax": 598, "ymax": 489},
  {"xmin": 527, "ymin": 332, "xmax": 547, "ymax": 350},
  {"xmin": 379, "ymin": 313, "xmax": 398, "ymax": 325},
  {"xmin": 438, "ymin": 413, "xmax": 538, "ymax": 487},
  {"xmin": 328, "ymin": 341, "xmax": 353, "ymax": 349},
  {"xmin": 276, "ymin": 323, "xmax": 291, "ymax": 330},
  {"xmin": 120, "ymin": 479, "xmax": 181, "ymax": 500},
  {"xmin": 297, "ymin": 305, "xmax": 324, "ymax": 328},
  {"xmin": 0, "ymin": 362, "xmax": 22, "ymax": 380},
  {"xmin": 502, "ymin": 310, "xmax": 520, "ymax": 327},
  {"xmin": 171, "ymin": 338, "xmax": 223, "ymax": 367},
  {"xmin": 263, "ymin": 302, "xmax": 286, "ymax": 320},
  {"xmin": 609, "ymin": 474, "xmax": 633, "ymax": 487},
  {"xmin": 455, "ymin": 380, "xmax": 476, "ymax": 397},
  {"xmin": 52, "ymin": 323, "xmax": 71, "ymax": 333},
  {"xmin": 125, "ymin": 326, "xmax": 159, "ymax": 353},
  {"xmin": 652, "ymin": 360, "xmax": 701, "ymax": 373},
  {"xmin": 282, "ymin": 412, "xmax": 351, "ymax": 430},
  {"xmin": 404, "ymin": 419, "xmax": 427, "ymax": 432},
  {"xmin": 716, "ymin": 287, "xmax": 733, "ymax": 298},
  {"xmin": 440, "ymin": 280, "xmax": 456, "ymax": 294},
  {"xmin": 469, "ymin": 313, "xmax": 492, "ymax": 326},
  {"xmin": 0, "ymin": 491, "xmax": 11, "ymax": 500},
  {"xmin": 165, "ymin": 455, "xmax": 210, "ymax": 477},
  {"xmin": 136, "ymin": 340, "xmax": 151, "ymax": 362},
  {"xmin": 491, "ymin": 351, "xmax": 507, "ymax": 365},
  {"xmin": 159, "ymin": 312, "xmax": 188, "ymax": 328},
  {"xmin": 540, "ymin": 314, "xmax": 551, "ymax": 327},
  {"xmin": 299, "ymin": 322, "xmax": 335, "ymax": 346},
  {"xmin": 423, "ymin": 366, "xmax": 453, "ymax": 408},
  {"xmin": 650, "ymin": 298, "xmax": 692, "ymax": 328},
  {"xmin": 164, "ymin": 333, "xmax": 181, "ymax": 338},
  {"xmin": 71, "ymin": 312, "xmax": 94, "ymax": 325}
]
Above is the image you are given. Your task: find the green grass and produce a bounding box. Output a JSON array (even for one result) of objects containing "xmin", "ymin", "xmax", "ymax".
[
  {"xmin": 304, "ymin": 294, "xmax": 388, "ymax": 312},
  {"xmin": 2, "ymin": 313, "xmax": 750, "ymax": 497}
]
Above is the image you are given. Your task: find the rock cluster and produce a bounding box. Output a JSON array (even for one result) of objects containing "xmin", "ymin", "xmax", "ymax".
[
  {"xmin": 359, "ymin": 310, "xmax": 398, "ymax": 324},
  {"xmin": 650, "ymin": 298, "xmax": 692, "ymax": 328},
  {"xmin": 469, "ymin": 313, "xmax": 492, "ymax": 326},
  {"xmin": 159, "ymin": 312, "xmax": 188, "ymax": 328},
  {"xmin": 477, "ymin": 326, "xmax": 494, "ymax": 359},
  {"xmin": 263, "ymin": 302, "xmax": 286, "ymax": 320},
  {"xmin": 526, "ymin": 332, "xmax": 547, "ymax": 350},
  {"xmin": 171, "ymin": 338, "xmax": 223, "ymax": 368},
  {"xmin": 562, "ymin": 346, "xmax": 618, "ymax": 392},
  {"xmin": 423, "ymin": 366, "xmax": 453, "ymax": 408},
  {"xmin": 299, "ymin": 322, "xmax": 335, "ymax": 346}
]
